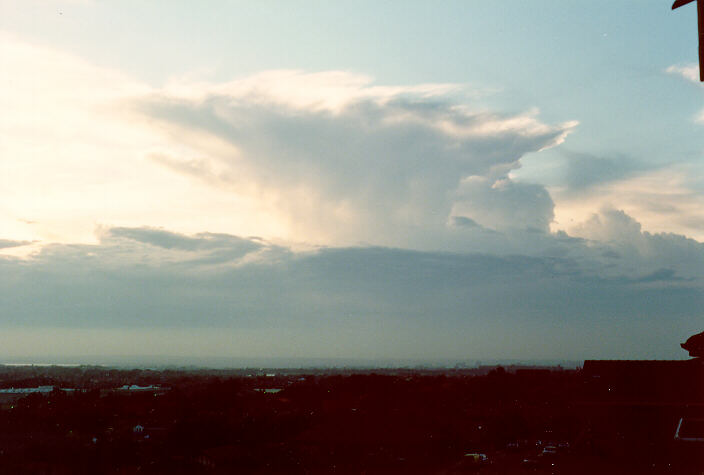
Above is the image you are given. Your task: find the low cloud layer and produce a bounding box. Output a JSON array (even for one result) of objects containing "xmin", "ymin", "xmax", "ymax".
[{"xmin": 0, "ymin": 221, "xmax": 702, "ymax": 360}]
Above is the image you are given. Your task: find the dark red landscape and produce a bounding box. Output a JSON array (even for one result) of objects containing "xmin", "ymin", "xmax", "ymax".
[{"xmin": 0, "ymin": 361, "xmax": 701, "ymax": 474}]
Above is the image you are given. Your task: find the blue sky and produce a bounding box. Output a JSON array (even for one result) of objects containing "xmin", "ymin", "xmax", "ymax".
[{"xmin": 0, "ymin": 0, "xmax": 703, "ymax": 363}]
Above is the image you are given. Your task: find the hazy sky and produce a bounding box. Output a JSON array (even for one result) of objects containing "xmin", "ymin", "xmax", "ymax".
[{"xmin": 1, "ymin": 0, "xmax": 703, "ymax": 362}]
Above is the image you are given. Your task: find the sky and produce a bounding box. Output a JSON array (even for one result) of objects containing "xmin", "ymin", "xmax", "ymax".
[{"xmin": 0, "ymin": 0, "xmax": 703, "ymax": 364}]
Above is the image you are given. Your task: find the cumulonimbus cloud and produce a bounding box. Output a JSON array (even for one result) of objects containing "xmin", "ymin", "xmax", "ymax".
[
  {"xmin": 0, "ymin": 32, "xmax": 578, "ymax": 250},
  {"xmin": 134, "ymin": 70, "xmax": 577, "ymax": 248}
]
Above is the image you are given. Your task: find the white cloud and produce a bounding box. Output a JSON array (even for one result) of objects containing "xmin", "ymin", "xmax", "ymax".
[
  {"xmin": 452, "ymin": 176, "xmax": 554, "ymax": 233},
  {"xmin": 696, "ymin": 109, "xmax": 704, "ymax": 124},
  {"xmin": 666, "ymin": 64, "xmax": 702, "ymax": 84},
  {"xmin": 162, "ymin": 69, "xmax": 465, "ymax": 113},
  {"xmin": 553, "ymin": 163, "xmax": 704, "ymax": 241},
  {"xmin": 563, "ymin": 207, "xmax": 704, "ymax": 283},
  {"xmin": 135, "ymin": 70, "xmax": 576, "ymax": 249},
  {"xmin": 666, "ymin": 64, "xmax": 704, "ymax": 125}
]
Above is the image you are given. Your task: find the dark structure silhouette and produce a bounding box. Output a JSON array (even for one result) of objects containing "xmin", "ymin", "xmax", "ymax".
[
  {"xmin": 673, "ymin": 0, "xmax": 704, "ymax": 81},
  {"xmin": 0, "ymin": 364, "xmax": 700, "ymax": 472},
  {"xmin": 682, "ymin": 330, "xmax": 704, "ymax": 357}
]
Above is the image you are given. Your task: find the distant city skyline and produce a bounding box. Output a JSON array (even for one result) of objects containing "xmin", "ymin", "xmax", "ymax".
[{"xmin": 0, "ymin": 0, "xmax": 703, "ymax": 361}]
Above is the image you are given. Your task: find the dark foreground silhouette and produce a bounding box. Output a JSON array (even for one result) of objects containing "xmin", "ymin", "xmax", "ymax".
[
  {"xmin": 0, "ymin": 361, "xmax": 700, "ymax": 474},
  {"xmin": 682, "ymin": 331, "xmax": 704, "ymax": 357},
  {"xmin": 672, "ymin": 0, "xmax": 704, "ymax": 81}
]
